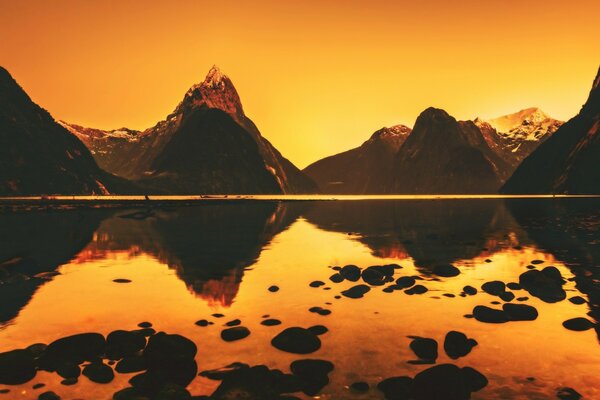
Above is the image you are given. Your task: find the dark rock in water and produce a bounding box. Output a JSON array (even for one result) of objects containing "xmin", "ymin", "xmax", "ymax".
[
  {"xmin": 268, "ymin": 285, "xmax": 279, "ymax": 292},
  {"xmin": 33, "ymin": 383, "xmax": 45, "ymax": 389},
  {"xmin": 516, "ymin": 296, "xmax": 529, "ymax": 302},
  {"xmin": 113, "ymin": 278, "xmax": 132, "ymax": 283},
  {"xmin": 154, "ymin": 383, "xmax": 192, "ymax": 400},
  {"xmin": 405, "ymin": 285, "xmax": 428, "ymax": 295},
  {"xmin": 308, "ymin": 325, "xmax": 328, "ymax": 336},
  {"xmin": 362, "ymin": 266, "xmax": 390, "ymax": 286},
  {"xmin": 290, "ymin": 359, "xmax": 334, "ymax": 396},
  {"xmin": 221, "ymin": 327, "xmax": 250, "ymax": 342},
  {"xmin": 482, "ymin": 281, "xmax": 506, "ymax": 296},
  {"xmin": 499, "ymin": 291, "xmax": 515, "ymax": 302},
  {"xmin": 309, "ymin": 281, "xmax": 325, "ymax": 288},
  {"xmin": 506, "ymin": 282, "xmax": 521, "ymax": 290},
  {"xmin": 200, "ymin": 362, "xmax": 249, "ymax": 380},
  {"xmin": 60, "ymin": 377, "xmax": 77, "ymax": 386},
  {"xmin": 135, "ymin": 328, "xmax": 156, "ymax": 337},
  {"xmin": 26, "ymin": 343, "xmax": 47, "ymax": 358},
  {"xmin": 519, "ymin": 267, "xmax": 566, "ymax": 303},
  {"xmin": 409, "ymin": 338, "xmax": 438, "ymax": 363},
  {"xmin": 309, "ymin": 307, "xmax": 331, "ymax": 316},
  {"xmin": 0, "ymin": 349, "xmax": 36, "ymax": 384},
  {"xmin": 271, "ymin": 327, "xmax": 321, "ymax": 354},
  {"xmin": 225, "ymin": 319, "xmax": 241, "ymax": 327},
  {"xmin": 443, "ymin": 293, "xmax": 456, "ymax": 298},
  {"xmin": 138, "ymin": 322, "xmax": 152, "ymax": 328},
  {"xmin": 569, "ymin": 296, "xmax": 586, "ymax": 305},
  {"xmin": 82, "ymin": 362, "xmax": 114, "ymax": 383},
  {"xmin": 106, "ymin": 330, "xmax": 147, "ymax": 359},
  {"xmin": 350, "ymin": 381, "xmax": 370, "ymax": 392},
  {"xmin": 116, "ymin": 355, "xmax": 147, "ymax": 373},
  {"xmin": 473, "ymin": 306, "xmax": 508, "ymax": 323},
  {"xmin": 562, "ymin": 318, "xmax": 594, "ymax": 331},
  {"xmin": 210, "ymin": 364, "xmax": 301, "ymax": 399},
  {"xmin": 377, "ymin": 376, "xmax": 413, "ymax": 400},
  {"xmin": 195, "ymin": 319, "xmax": 209, "ymax": 327},
  {"xmin": 531, "ymin": 259, "xmax": 544, "ymax": 265},
  {"xmin": 261, "ymin": 319, "xmax": 282, "ymax": 326},
  {"xmin": 38, "ymin": 392, "xmax": 61, "ymax": 400},
  {"xmin": 503, "ymin": 304, "xmax": 538, "ymax": 321},
  {"xmin": 411, "ymin": 364, "xmax": 487, "ymax": 400},
  {"xmin": 144, "ymin": 333, "xmax": 197, "ymax": 363},
  {"xmin": 340, "ymin": 265, "xmax": 361, "ymax": 282},
  {"xmin": 443, "ymin": 331, "xmax": 478, "ymax": 359},
  {"xmin": 56, "ymin": 362, "xmax": 80, "ymax": 379},
  {"xmin": 432, "ymin": 264, "xmax": 460, "ymax": 277},
  {"xmin": 212, "ymin": 313, "xmax": 225, "ymax": 318},
  {"xmin": 396, "ymin": 276, "xmax": 416, "ymax": 289},
  {"xmin": 556, "ymin": 387, "xmax": 582, "ymax": 400},
  {"xmin": 463, "ymin": 285, "xmax": 477, "ymax": 295},
  {"xmin": 341, "ymin": 284, "xmax": 371, "ymax": 299},
  {"xmin": 329, "ymin": 273, "xmax": 344, "ymax": 283},
  {"xmin": 39, "ymin": 333, "xmax": 106, "ymax": 370}
]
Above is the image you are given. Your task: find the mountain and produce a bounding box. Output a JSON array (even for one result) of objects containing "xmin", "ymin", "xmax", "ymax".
[
  {"xmin": 0, "ymin": 67, "xmax": 135, "ymax": 195},
  {"xmin": 303, "ymin": 125, "xmax": 411, "ymax": 193},
  {"xmin": 64, "ymin": 66, "xmax": 317, "ymax": 194},
  {"xmin": 502, "ymin": 66, "xmax": 600, "ymax": 194},
  {"xmin": 474, "ymin": 107, "xmax": 562, "ymax": 171},
  {"xmin": 391, "ymin": 107, "xmax": 509, "ymax": 193}
]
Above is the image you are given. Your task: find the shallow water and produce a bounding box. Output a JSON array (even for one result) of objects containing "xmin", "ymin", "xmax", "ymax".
[{"xmin": 0, "ymin": 199, "xmax": 599, "ymax": 399}]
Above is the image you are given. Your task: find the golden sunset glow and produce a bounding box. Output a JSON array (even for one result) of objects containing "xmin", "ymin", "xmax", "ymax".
[{"xmin": 1, "ymin": 0, "xmax": 598, "ymax": 167}]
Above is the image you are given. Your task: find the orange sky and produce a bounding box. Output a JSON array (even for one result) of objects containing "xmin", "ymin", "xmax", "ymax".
[{"xmin": 1, "ymin": 0, "xmax": 599, "ymax": 167}]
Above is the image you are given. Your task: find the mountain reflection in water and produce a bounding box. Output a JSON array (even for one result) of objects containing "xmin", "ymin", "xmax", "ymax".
[{"xmin": 0, "ymin": 199, "xmax": 598, "ymax": 399}]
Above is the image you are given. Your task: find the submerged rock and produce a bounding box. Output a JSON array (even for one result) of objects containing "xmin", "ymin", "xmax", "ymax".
[
  {"xmin": 432, "ymin": 264, "xmax": 460, "ymax": 277},
  {"xmin": 519, "ymin": 267, "xmax": 566, "ymax": 303},
  {"xmin": 562, "ymin": 318, "xmax": 594, "ymax": 331},
  {"xmin": 411, "ymin": 364, "xmax": 487, "ymax": 400},
  {"xmin": 377, "ymin": 376, "xmax": 413, "ymax": 400},
  {"xmin": 271, "ymin": 327, "xmax": 322, "ymax": 354},
  {"xmin": 106, "ymin": 330, "xmax": 147, "ymax": 359},
  {"xmin": 210, "ymin": 364, "xmax": 300, "ymax": 399},
  {"xmin": 261, "ymin": 319, "xmax": 282, "ymax": 326},
  {"xmin": 341, "ymin": 284, "xmax": 371, "ymax": 299},
  {"xmin": 502, "ymin": 304, "xmax": 538, "ymax": 321},
  {"xmin": 462, "ymin": 286, "xmax": 477, "ymax": 295},
  {"xmin": 350, "ymin": 381, "xmax": 370, "ymax": 392},
  {"xmin": 396, "ymin": 276, "xmax": 416, "ymax": 289},
  {"xmin": 340, "ymin": 265, "xmax": 361, "ymax": 282},
  {"xmin": 38, "ymin": 333, "xmax": 106, "ymax": 370},
  {"xmin": 443, "ymin": 331, "xmax": 477, "ymax": 359},
  {"xmin": 482, "ymin": 281, "xmax": 506, "ymax": 296},
  {"xmin": 309, "ymin": 281, "xmax": 325, "ymax": 288},
  {"xmin": 82, "ymin": 362, "xmax": 114, "ymax": 383},
  {"xmin": 38, "ymin": 392, "xmax": 61, "ymax": 400},
  {"xmin": 409, "ymin": 338, "xmax": 438, "ymax": 363},
  {"xmin": 405, "ymin": 285, "xmax": 428, "ymax": 295},
  {"xmin": 221, "ymin": 327, "xmax": 250, "ymax": 342},
  {"xmin": 472, "ymin": 306, "xmax": 508, "ymax": 323},
  {"xmin": 0, "ymin": 349, "xmax": 36, "ymax": 384},
  {"xmin": 290, "ymin": 359, "xmax": 334, "ymax": 396}
]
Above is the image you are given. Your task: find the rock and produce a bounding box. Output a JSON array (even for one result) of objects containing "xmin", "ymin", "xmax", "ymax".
[
  {"xmin": 395, "ymin": 276, "xmax": 416, "ymax": 289},
  {"xmin": 26, "ymin": 343, "xmax": 47, "ymax": 358},
  {"xmin": 500, "ymin": 292, "xmax": 515, "ymax": 302},
  {"xmin": 210, "ymin": 365, "xmax": 300, "ymax": 399},
  {"xmin": 308, "ymin": 307, "xmax": 331, "ymax": 316},
  {"xmin": 443, "ymin": 331, "xmax": 477, "ymax": 359},
  {"xmin": 506, "ymin": 282, "xmax": 521, "ymax": 290},
  {"xmin": 116, "ymin": 355, "xmax": 147, "ymax": 373},
  {"xmin": 461, "ymin": 366, "xmax": 488, "ymax": 392},
  {"xmin": 0, "ymin": 349, "xmax": 36, "ymax": 384},
  {"xmin": 195, "ymin": 319, "xmax": 209, "ymax": 327},
  {"xmin": 60, "ymin": 377, "xmax": 77, "ymax": 386},
  {"xmin": 56, "ymin": 362, "xmax": 80, "ymax": 379},
  {"xmin": 350, "ymin": 381, "xmax": 369, "ymax": 392},
  {"xmin": 39, "ymin": 333, "xmax": 106, "ymax": 370},
  {"xmin": 557, "ymin": 387, "xmax": 582, "ymax": 400},
  {"xmin": 482, "ymin": 281, "xmax": 506, "ymax": 296},
  {"xmin": 472, "ymin": 306, "xmax": 508, "ymax": 323},
  {"xmin": 531, "ymin": 259, "xmax": 544, "ymax": 265},
  {"xmin": 309, "ymin": 281, "xmax": 325, "ymax": 288},
  {"xmin": 212, "ymin": 313, "xmax": 225, "ymax": 318},
  {"xmin": 106, "ymin": 330, "xmax": 147, "ymax": 359},
  {"xmin": 144, "ymin": 333, "xmax": 197, "ymax": 364},
  {"xmin": 409, "ymin": 338, "xmax": 438, "ymax": 363},
  {"xmin": 361, "ymin": 266, "xmax": 389, "ymax": 286},
  {"xmin": 308, "ymin": 325, "xmax": 328, "ymax": 336},
  {"xmin": 33, "ymin": 383, "xmax": 45, "ymax": 389},
  {"xmin": 517, "ymin": 296, "xmax": 529, "ymax": 301},
  {"xmin": 569, "ymin": 296, "xmax": 586, "ymax": 305},
  {"xmin": 377, "ymin": 376, "xmax": 413, "ymax": 400},
  {"xmin": 271, "ymin": 328, "xmax": 321, "ymax": 354},
  {"xmin": 519, "ymin": 267, "xmax": 566, "ymax": 303},
  {"xmin": 225, "ymin": 319, "xmax": 241, "ymax": 327},
  {"xmin": 432, "ymin": 264, "xmax": 460, "ymax": 277},
  {"xmin": 221, "ymin": 327, "xmax": 250, "ymax": 342},
  {"xmin": 113, "ymin": 278, "xmax": 131, "ymax": 283},
  {"xmin": 341, "ymin": 284, "xmax": 371, "ymax": 299},
  {"xmin": 138, "ymin": 322, "xmax": 152, "ymax": 328},
  {"xmin": 261, "ymin": 319, "xmax": 282, "ymax": 326},
  {"xmin": 268, "ymin": 285, "xmax": 279, "ymax": 292},
  {"xmin": 290, "ymin": 359, "xmax": 334, "ymax": 396},
  {"xmin": 38, "ymin": 392, "xmax": 61, "ymax": 400},
  {"xmin": 340, "ymin": 265, "xmax": 361, "ymax": 282},
  {"xmin": 411, "ymin": 364, "xmax": 487, "ymax": 400},
  {"xmin": 82, "ymin": 362, "xmax": 114, "ymax": 383},
  {"xmin": 329, "ymin": 273, "xmax": 344, "ymax": 283},
  {"xmin": 562, "ymin": 318, "xmax": 594, "ymax": 331},
  {"xmin": 502, "ymin": 304, "xmax": 538, "ymax": 321},
  {"xmin": 154, "ymin": 383, "xmax": 192, "ymax": 400},
  {"xmin": 200, "ymin": 362, "xmax": 249, "ymax": 380},
  {"xmin": 405, "ymin": 285, "xmax": 428, "ymax": 295},
  {"xmin": 463, "ymin": 286, "xmax": 477, "ymax": 295}
]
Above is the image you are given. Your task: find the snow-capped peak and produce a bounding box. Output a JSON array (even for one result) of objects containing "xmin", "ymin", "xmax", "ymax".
[{"xmin": 485, "ymin": 107, "xmax": 552, "ymax": 133}]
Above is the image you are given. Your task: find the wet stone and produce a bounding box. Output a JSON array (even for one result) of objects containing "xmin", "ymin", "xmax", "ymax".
[
  {"xmin": 463, "ymin": 285, "xmax": 477, "ymax": 295},
  {"xmin": 221, "ymin": 327, "xmax": 251, "ymax": 342},
  {"xmin": 199, "ymin": 362, "xmax": 249, "ymax": 380},
  {"xmin": 195, "ymin": 319, "xmax": 209, "ymax": 327},
  {"xmin": 261, "ymin": 319, "xmax": 282, "ymax": 326},
  {"xmin": 411, "ymin": 364, "xmax": 487, "ymax": 400},
  {"xmin": 562, "ymin": 318, "xmax": 594, "ymax": 331},
  {"xmin": 56, "ymin": 363, "xmax": 80, "ymax": 379},
  {"xmin": 116, "ymin": 355, "xmax": 147, "ymax": 374},
  {"xmin": 516, "ymin": 296, "xmax": 529, "ymax": 301},
  {"xmin": 138, "ymin": 322, "xmax": 152, "ymax": 328},
  {"xmin": 443, "ymin": 331, "xmax": 478, "ymax": 359},
  {"xmin": 38, "ymin": 392, "xmax": 61, "ymax": 400},
  {"xmin": 519, "ymin": 267, "xmax": 566, "ymax": 303},
  {"xmin": 350, "ymin": 381, "xmax": 369, "ymax": 392},
  {"xmin": 212, "ymin": 313, "xmax": 225, "ymax": 318},
  {"xmin": 225, "ymin": 319, "xmax": 241, "ymax": 327},
  {"xmin": 82, "ymin": 362, "xmax": 114, "ymax": 383},
  {"xmin": 482, "ymin": 281, "xmax": 506, "ymax": 296},
  {"xmin": 60, "ymin": 378, "xmax": 77, "ymax": 386},
  {"xmin": 503, "ymin": 304, "xmax": 538, "ymax": 321},
  {"xmin": 506, "ymin": 282, "xmax": 521, "ymax": 290},
  {"xmin": 499, "ymin": 291, "xmax": 515, "ymax": 302},
  {"xmin": 106, "ymin": 330, "xmax": 147, "ymax": 359},
  {"xmin": 341, "ymin": 284, "xmax": 371, "ymax": 299},
  {"xmin": 32, "ymin": 383, "xmax": 45, "ymax": 389},
  {"xmin": 0, "ymin": 349, "xmax": 36, "ymax": 385},
  {"xmin": 377, "ymin": 376, "xmax": 412, "ymax": 400},
  {"xmin": 38, "ymin": 333, "xmax": 106, "ymax": 370},
  {"xmin": 113, "ymin": 278, "xmax": 131, "ymax": 283},
  {"xmin": 409, "ymin": 337, "xmax": 438, "ymax": 363},
  {"xmin": 340, "ymin": 265, "xmax": 361, "ymax": 282},
  {"xmin": 308, "ymin": 325, "xmax": 328, "ymax": 336},
  {"xmin": 329, "ymin": 273, "xmax": 344, "ymax": 283},
  {"xmin": 271, "ymin": 327, "xmax": 321, "ymax": 354},
  {"xmin": 361, "ymin": 266, "xmax": 390, "ymax": 286},
  {"xmin": 268, "ymin": 285, "xmax": 279, "ymax": 292},
  {"xmin": 309, "ymin": 307, "xmax": 331, "ymax": 316},
  {"xmin": 432, "ymin": 264, "xmax": 460, "ymax": 277},
  {"xmin": 396, "ymin": 276, "xmax": 416, "ymax": 289},
  {"xmin": 309, "ymin": 281, "xmax": 325, "ymax": 288},
  {"xmin": 405, "ymin": 285, "xmax": 428, "ymax": 295},
  {"xmin": 569, "ymin": 296, "xmax": 586, "ymax": 305},
  {"xmin": 210, "ymin": 364, "xmax": 300, "ymax": 399},
  {"xmin": 557, "ymin": 387, "xmax": 582, "ymax": 400},
  {"xmin": 473, "ymin": 306, "xmax": 508, "ymax": 323},
  {"xmin": 290, "ymin": 359, "xmax": 334, "ymax": 396}
]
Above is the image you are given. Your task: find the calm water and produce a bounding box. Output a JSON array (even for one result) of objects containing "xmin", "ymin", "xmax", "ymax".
[{"xmin": 0, "ymin": 199, "xmax": 599, "ymax": 399}]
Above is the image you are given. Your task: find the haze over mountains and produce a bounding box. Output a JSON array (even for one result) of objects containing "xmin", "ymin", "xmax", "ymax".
[{"xmin": 0, "ymin": 64, "xmax": 598, "ymax": 195}]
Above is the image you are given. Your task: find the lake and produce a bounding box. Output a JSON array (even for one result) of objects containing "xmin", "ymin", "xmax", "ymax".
[{"xmin": 0, "ymin": 198, "xmax": 599, "ymax": 399}]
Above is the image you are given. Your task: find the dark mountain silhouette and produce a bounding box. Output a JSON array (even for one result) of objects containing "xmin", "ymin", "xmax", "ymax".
[
  {"xmin": 391, "ymin": 108, "xmax": 509, "ymax": 193},
  {"xmin": 303, "ymin": 125, "xmax": 411, "ymax": 193},
  {"xmin": 63, "ymin": 66, "xmax": 317, "ymax": 194},
  {"xmin": 502, "ymin": 66, "xmax": 600, "ymax": 194},
  {"xmin": 0, "ymin": 67, "xmax": 135, "ymax": 195}
]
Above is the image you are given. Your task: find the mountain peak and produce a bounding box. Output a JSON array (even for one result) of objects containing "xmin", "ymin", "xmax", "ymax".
[
  {"xmin": 203, "ymin": 65, "xmax": 227, "ymax": 88},
  {"xmin": 485, "ymin": 107, "xmax": 555, "ymax": 133}
]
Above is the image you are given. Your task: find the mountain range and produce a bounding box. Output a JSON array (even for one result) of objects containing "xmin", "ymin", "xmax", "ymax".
[{"xmin": 0, "ymin": 64, "xmax": 598, "ymax": 195}]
